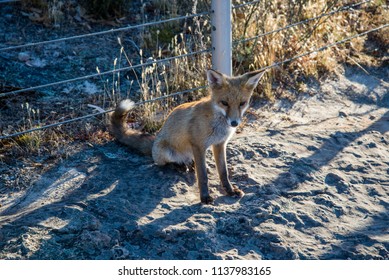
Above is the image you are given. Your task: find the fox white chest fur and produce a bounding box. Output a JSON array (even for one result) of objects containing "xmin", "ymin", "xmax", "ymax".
[{"xmin": 205, "ymin": 112, "xmax": 236, "ymax": 148}]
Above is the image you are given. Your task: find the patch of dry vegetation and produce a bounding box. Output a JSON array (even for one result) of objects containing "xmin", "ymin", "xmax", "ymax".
[{"xmin": 231, "ymin": 0, "xmax": 388, "ymax": 100}]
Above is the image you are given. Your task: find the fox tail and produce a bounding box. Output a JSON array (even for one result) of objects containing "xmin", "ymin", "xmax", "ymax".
[{"xmin": 109, "ymin": 100, "xmax": 154, "ymax": 155}]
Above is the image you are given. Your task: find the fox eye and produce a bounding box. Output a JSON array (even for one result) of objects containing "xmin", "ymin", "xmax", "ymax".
[
  {"xmin": 240, "ymin": 101, "xmax": 247, "ymax": 107},
  {"xmin": 220, "ymin": 100, "xmax": 229, "ymax": 107}
]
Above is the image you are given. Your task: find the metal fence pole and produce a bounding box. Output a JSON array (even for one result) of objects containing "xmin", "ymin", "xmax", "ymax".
[{"xmin": 211, "ymin": 0, "xmax": 232, "ymax": 76}]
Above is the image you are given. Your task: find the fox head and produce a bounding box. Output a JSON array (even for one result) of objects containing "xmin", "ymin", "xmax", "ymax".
[{"xmin": 207, "ymin": 69, "xmax": 265, "ymax": 127}]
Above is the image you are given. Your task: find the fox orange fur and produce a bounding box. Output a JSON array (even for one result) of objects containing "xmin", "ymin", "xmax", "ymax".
[{"xmin": 110, "ymin": 69, "xmax": 265, "ymax": 203}]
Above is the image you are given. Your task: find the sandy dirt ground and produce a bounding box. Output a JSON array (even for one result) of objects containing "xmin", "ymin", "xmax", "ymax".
[{"xmin": 0, "ymin": 64, "xmax": 388, "ymax": 260}]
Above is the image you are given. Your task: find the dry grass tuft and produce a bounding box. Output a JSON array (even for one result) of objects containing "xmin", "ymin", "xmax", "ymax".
[{"xmin": 231, "ymin": 0, "xmax": 388, "ymax": 99}]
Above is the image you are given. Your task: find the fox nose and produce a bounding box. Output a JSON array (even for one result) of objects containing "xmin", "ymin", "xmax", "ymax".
[{"xmin": 230, "ymin": 120, "xmax": 239, "ymax": 127}]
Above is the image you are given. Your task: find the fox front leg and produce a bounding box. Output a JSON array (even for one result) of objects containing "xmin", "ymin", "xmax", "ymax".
[
  {"xmin": 212, "ymin": 143, "xmax": 244, "ymax": 198},
  {"xmin": 192, "ymin": 145, "xmax": 214, "ymax": 204}
]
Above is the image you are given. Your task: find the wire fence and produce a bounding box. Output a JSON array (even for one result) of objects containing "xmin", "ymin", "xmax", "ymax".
[
  {"xmin": 0, "ymin": 48, "xmax": 211, "ymax": 98},
  {"xmin": 0, "ymin": 0, "xmax": 263, "ymax": 53},
  {"xmin": 0, "ymin": 0, "xmax": 387, "ymax": 140}
]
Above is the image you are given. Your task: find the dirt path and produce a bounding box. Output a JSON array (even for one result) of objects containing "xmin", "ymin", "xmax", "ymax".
[{"xmin": 0, "ymin": 65, "xmax": 388, "ymax": 260}]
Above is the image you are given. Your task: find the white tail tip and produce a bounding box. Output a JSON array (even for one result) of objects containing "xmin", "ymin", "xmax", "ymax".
[{"xmin": 119, "ymin": 99, "xmax": 135, "ymax": 111}]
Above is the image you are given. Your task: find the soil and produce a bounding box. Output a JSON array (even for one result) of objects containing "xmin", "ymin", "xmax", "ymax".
[{"xmin": 0, "ymin": 2, "xmax": 388, "ymax": 260}]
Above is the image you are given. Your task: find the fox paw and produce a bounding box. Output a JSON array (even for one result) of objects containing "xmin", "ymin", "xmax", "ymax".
[
  {"xmin": 227, "ymin": 187, "xmax": 245, "ymax": 198},
  {"xmin": 201, "ymin": 195, "xmax": 214, "ymax": 204}
]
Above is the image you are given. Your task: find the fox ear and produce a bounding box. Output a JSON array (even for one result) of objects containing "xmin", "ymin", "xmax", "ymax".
[
  {"xmin": 207, "ymin": 69, "xmax": 225, "ymax": 87},
  {"xmin": 244, "ymin": 70, "xmax": 266, "ymax": 89}
]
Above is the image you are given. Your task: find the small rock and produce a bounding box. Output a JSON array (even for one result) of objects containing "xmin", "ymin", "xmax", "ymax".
[
  {"xmin": 269, "ymin": 148, "xmax": 281, "ymax": 158},
  {"xmin": 339, "ymin": 111, "xmax": 348, "ymax": 117},
  {"xmin": 366, "ymin": 142, "xmax": 377, "ymax": 148},
  {"xmin": 261, "ymin": 232, "xmax": 284, "ymax": 243},
  {"xmin": 307, "ymin": 145, "xmax": 318, "ymax": 151},
  {"xmin": 324, "ymin": 173, "xmax": 350, "ymax": 194},
  {"xmin": 325, "ymin": 172, "xmax": 344, "ymax": 185},
  {"xmin": 26, "ymin": 58, "xmax": 47, "ymax": 68},
  {"xmin": 160, "ymin": 203, "xmax": 171, "ymax": 210},
  {"xmin": 380, "ymin": 136, "xmax": 388, "ymax": 145},
  {"xmin": 18, "ymin": 52, "xmax": 30, "ymax": 62},
  {"xmin": 111, "ymin": 246, "xmax": 130, "ymax": 259}
]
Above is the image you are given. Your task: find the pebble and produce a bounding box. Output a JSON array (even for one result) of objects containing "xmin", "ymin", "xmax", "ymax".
[
  {"xmin": 18, "ymin": 52, "xmax": 30, "ymax": 62},
  {"xmin": 339, "ymin": 111, "xmax": 348, "ymax": 117}
]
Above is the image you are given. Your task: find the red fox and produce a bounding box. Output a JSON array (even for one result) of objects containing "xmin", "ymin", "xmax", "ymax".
[{"xmin": 110, "ymin": 69, "xmax": 265, "ymax": 203}]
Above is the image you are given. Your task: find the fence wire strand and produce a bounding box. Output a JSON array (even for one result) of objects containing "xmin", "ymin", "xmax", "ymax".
[
  {"xmin": 0, "ymin": 11, "xmax": 211, "ymax": 52},
  {"xmin": 232, "ymin": 0, "xmax": 261, "ymax": 9},
  {"xmin": 1, "ymin": 22, "xmax": 387, "ymax": 140}
]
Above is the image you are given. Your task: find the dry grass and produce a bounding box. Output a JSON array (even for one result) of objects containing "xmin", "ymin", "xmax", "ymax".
[{"xmin": 231, "ymin": 0, "xmax": 388, "ymax": 99}]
